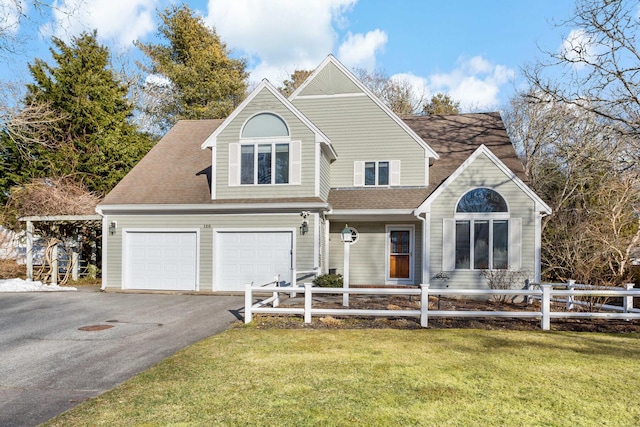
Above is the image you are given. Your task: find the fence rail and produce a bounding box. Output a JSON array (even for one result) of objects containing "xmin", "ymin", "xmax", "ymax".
[{"xmin": 245, "ymin": 282, "xmax": 640, "ymax": 331}]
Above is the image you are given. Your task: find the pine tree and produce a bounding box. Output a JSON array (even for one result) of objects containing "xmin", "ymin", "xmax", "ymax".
[
  {"xmin": 136, "ymin": 5, "xmax": 248, "ymax": 132},
  {"xmin": 10, "ymin": 30, "xmax": 154, "ymax": 197}
]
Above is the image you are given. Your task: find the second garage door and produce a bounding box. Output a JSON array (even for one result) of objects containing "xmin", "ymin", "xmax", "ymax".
[{"xmin": 216, "ymin": 231, "xmax": 292, "ymax": 291}]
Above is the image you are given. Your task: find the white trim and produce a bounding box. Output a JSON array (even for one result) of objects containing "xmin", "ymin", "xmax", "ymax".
[
  {"xmin": 98, "ymin": 202, "xmax": 331, "ymax": 214},
  {"xmin": 314, "ymin": 142, "xmax": 320, "ymax": 197},
  {"xmin": 535, "ymin": 212, "xmax": 543, "ymax": 282},
  {"xmin": 212, "ymin": 228, "xmax": 295, "ymax": 291},
  {"xmin": 101, "ymin": 215, "xmax": 108, "ymax": 290},
  {"xmin": 121, "ymin": 228, "xmax": 200, "ymax": 291},
  {"xmin": 329, "ymin": 209, "xmax": 415, "ymax": 216},
  {"xmin": 417, "ymin": 145, "xmax": 552, "ymax": 214},
  {"xmin": 385, "ymin": 224, "xmax": 415, "ymax": 285},
  {"xmin": 324, "ymin": 217, "xmax": 330, "ymax": 275},
  {"xmin": 313, "ymin": 212, "xmax": 320, "ymax": 269},
  {"xmin": 292, "ymin": 92, "xmax": 368, "ymax": 100},
  {"xmin": 211, "ymin": 145, "xmax": 217, "ymax": 199}
]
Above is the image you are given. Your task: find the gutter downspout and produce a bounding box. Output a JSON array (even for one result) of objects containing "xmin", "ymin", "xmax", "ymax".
[{"xmin": 414, "ymin": 209, "xmax": 429, "ymax": 286}]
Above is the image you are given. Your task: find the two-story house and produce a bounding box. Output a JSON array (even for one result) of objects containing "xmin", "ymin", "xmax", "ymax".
[{"xmin": 96, "ymin": 55, "xmax": 551, "ymax": 292}]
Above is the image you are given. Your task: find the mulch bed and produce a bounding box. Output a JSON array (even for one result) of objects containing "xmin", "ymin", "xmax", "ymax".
[{"xmin": 249, "ymin": 294, "xmax": 640, "ymax": 333}]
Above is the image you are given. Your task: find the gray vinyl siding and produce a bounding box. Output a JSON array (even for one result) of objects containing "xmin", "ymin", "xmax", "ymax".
[
  {"xmin": 215, "ymin": 89, "xmax": 317, "ymax": 199},
  {"xmin": 428, "ymin": 154, "xmax": 536, "ymax": 289},
  {"xmin": 103, "ymin": 213, "xmax": 316, "ymax": 291},
  {"xmin": 328, "ymin": 221, "xmax": 423, "ymax": 285},
  {"xmin": 293, "ymin": 95, "xmax": 426, "ymax": 187},
  {"xmin": 319, "ymin": 148, "xmax": 331, "ymax": 200},
  {"xmin": 297, "ymin": 61, "xmax": 362, "ymax": 96}
]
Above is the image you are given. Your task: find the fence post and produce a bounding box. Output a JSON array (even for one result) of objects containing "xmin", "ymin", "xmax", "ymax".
[
  {"xmin": 304, "ymin": 283, "xmax": 312, "ymax": 324},
  {"xmin": 51, "ymin": 243, "xmax": 58, "ymax": 286},
  {"xmin": 420, "ymin": 284, "xmax": 429, "ymax": 328},
  {"xmin": 566, "ymin": 279, "xmax": 575, "ymax": 311},
  {"xmin": 273, "ymin": 275, "xmax": 280, "ymax": 308},
  {"xmin": 290, "ymin": 269, "xmax": 297, "ymax": 298},
  {"xmin": 541, "ymin": 284, "xmax": 552, "ymax": 330},
  {"xmin": 624, "ymin": 283, "xmax": 635, "ymax": 316},
  {"xmin": 244, "ymin": 282, "xmax": 253, "ymax": 324}
]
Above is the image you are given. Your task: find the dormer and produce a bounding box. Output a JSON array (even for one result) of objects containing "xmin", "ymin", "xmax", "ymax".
[{"xmin": 202, "ymin": 79, "xmax": 336, "ymax": 200}]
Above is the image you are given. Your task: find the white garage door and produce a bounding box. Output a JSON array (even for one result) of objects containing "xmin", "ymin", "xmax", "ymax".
[
  {"xmin": 217, "ymin": 231, "xmax": 292, "ymax": 291},
  {"xmin": 124, "ymin": 231, "xmax": 197, "ymax": 291}
]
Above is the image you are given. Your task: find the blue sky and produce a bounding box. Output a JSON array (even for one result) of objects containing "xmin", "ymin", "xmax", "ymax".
[{"xmin": 2, "ymin": 0, "xmax": 577, "ymax": 111}]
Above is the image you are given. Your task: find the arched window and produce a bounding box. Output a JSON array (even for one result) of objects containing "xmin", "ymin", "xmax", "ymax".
[
  {"xmin": 456, "ymin": 188, "xmax": 508, "ymax": 213},
  {"xmin": 239, "ymin": 113, "xmax": 292, "ymax": 185},
  {"xmin": 454, "ymin": 188, "xmax": 509, "ymax": 270},
  {"xmin": 241, "ymin": 113, "xmax": 289, "ymax": 138}
]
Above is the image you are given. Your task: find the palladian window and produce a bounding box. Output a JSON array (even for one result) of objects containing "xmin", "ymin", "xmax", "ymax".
[{"xmin": 454, "ymin": 188, "xmax": 509, "ymax": 270}]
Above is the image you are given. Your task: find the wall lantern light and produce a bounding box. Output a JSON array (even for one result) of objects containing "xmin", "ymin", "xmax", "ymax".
[
  {"xmin": 340, "ymin": 224, "xmax": 353, "ymax": 243},
  {"xmin": 109, "ymin": 221, "xmax": 117, "ymax": 236},
  {"xmin": 300, "ymin": 211, "xmax": 310, "ymax": 235}
]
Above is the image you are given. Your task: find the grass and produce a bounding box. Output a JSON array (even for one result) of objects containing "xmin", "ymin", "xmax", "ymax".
[{"xmin": 45, "ymin": 326, "xmax": 640, "ymax": 426}]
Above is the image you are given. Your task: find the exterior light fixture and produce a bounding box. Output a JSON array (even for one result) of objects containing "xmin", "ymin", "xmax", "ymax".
[
  {"xmin": 109, "ymin": 221, "xmax": 117, "ymax": 236},
  {"xmin": 340, "ymin": 224, "xmax": 353, "ymax": 243},
  {"xmin": 300, "ymin": 211, "xmax": 310, "ymax": 235}
]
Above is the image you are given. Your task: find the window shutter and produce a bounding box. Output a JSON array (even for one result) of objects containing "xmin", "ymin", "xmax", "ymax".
[
  {"xmin": 354, "ymin": 161, "xmax": 364, "ymax": 186},
  {"xmin": 509, "ymin": 218, "xmax": 522, "ymax": 270},
  {"xmin": 228, "ymin": 143, "xmax": 240, "ymax": 186},
  {"xmin": 390, "ymin": 160, "xmax": 401, "ymax": 186},
  {"xmin": 442, "ymin": 218, "xmax": 455, "ymax": 271},
  {"xmin": 290, "ymin": 141, "xmax": 301, "ymax": 185}
]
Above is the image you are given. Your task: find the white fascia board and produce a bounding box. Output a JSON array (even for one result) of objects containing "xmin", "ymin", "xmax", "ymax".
[
  {"xmin": 20, "ymin": 214, "xmax": 102, "ymax": 221},
  {"xmin": 329, "ymin": 209, "xmax": 415, "ymax": 216},
  {"xmin": 97, "ymin": 202, "xmax": 331, "ymax": 214},
  {"xmin": 201, "ymin": 79, "xmax": 337, "ymax": 161},
  {"xmin": 416, "ymin": 144, "xmax": 552, "ymax": 214},
  {"xmin": 290, "ymin": 54, "xmax": 439, "ymax": 160}
]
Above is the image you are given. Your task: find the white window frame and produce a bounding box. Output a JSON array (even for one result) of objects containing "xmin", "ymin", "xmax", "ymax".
[
  {"xmin": 454, "ymin": 214, "xmax": 510, "ymax": 270},
  {"xmin": 354, "ymin": 160, "xmax": 400, "ymax": 187},
  {"xmin": 240, "ymin": 139, "xmax": 290, "ymax": 185},
  {"xmin": 230, "ymin": 138, "xmax": 301, "ymax": 186}
]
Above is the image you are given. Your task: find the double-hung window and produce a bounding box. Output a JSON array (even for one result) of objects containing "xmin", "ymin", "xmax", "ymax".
[
  {"xmin": 241, "ymin": 143, "xmax": 289, "ymax": 185},
  {"xmin": 365, "ymin": 161, "xmax": 389, "ymax": 186},
  {"xmin": 354, "ymin": 160, "xmax": 400, "ymax": 186},
  {"xmin": 444, "ymin": 188, "xmax": 518, "ymax": 270}
]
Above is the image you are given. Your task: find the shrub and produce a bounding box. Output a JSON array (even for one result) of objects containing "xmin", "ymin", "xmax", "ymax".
[{"xmin": 313, "ymin": 273, "xmax": 343, "ymax": 287}]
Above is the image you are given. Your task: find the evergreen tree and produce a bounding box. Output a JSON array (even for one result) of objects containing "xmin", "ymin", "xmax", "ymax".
[
  {"xmin": 2, "ymin": 31, "xmax": 153, "ymax": 198},
  {"xmin": 136, "ymin": 5, "xmax": 248, "ymax": 132},
  {"xmin": 423, "ymin": 93, "xmax": 460, "ymax": 115}
]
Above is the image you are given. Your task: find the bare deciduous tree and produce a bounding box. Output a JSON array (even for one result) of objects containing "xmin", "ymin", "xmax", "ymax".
[{"xmin": 524, "ymin": 0, "xmax": 640, "ymax": 142}]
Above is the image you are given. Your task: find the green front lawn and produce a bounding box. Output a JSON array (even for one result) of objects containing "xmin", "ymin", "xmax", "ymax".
[{"xmin": 46, "ymin": 327, "xmax": 640, "ymax": 426}]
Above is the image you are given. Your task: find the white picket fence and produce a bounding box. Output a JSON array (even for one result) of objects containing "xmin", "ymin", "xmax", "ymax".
[{"xmin": 244, "ymin": 282, "xmax": 640, "ymax": 331}]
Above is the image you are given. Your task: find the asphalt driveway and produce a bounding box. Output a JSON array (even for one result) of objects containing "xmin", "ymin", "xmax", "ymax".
[{"xmin": 0, "ymin": 288, "xmax": 244, "ymax": 427}]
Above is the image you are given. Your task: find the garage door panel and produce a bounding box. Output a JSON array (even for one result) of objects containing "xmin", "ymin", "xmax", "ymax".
[
  {"xmin": 125, "ymin": 231, "xmax": 197, "ymax": 291},
  {"xmin": 217, "ymin": 231, "xmax": 292, "ymax": 292}
]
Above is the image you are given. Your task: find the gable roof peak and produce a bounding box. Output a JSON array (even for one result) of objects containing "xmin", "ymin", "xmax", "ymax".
[{"xmin": 291, "ymin": 54, "xmax": 439, "ymax": 159}]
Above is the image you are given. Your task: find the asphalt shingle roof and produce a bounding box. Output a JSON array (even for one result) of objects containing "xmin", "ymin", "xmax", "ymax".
[{"xmin": 100, "ymin": 112, "xmax": 525, "ymax": 211}]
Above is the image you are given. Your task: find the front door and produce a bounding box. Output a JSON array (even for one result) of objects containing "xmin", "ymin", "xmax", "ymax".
[{"xmin": 387, "ymin": 226, "xmax": 414, "ymax": 283}]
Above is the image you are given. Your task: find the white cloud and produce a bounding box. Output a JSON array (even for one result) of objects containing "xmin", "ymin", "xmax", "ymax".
[
  {"xmin": 1, "ymin": 0, "xmax": 26, "ymax": 35},
  {"xmin": 205, "ymin": 0, "xmax": 359, "ymax": 84},
  {"xmin": 42, "ymin": 0, "xmax": 158, "ymax": 47},
  {"xmin": 337, "ymin": 29, "xmax": 387, "ymax": 71},
  {"xmin": 560, "ymin": 28, "xmax": 599, "ymax": 70},
  {"xmin": 397, "ymin": 56, "xmax": 515, "ymax": 112}
]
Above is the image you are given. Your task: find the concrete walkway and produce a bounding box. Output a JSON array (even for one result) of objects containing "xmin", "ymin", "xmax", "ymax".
[{"xmin": 0, "ymin": 288, "xmax": 244, "ymax": 427}]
